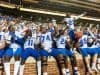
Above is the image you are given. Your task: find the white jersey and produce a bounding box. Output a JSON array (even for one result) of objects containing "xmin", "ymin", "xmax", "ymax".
[
  {"xmin": 79, "ymin": 35, "xmax": 88, "ymax": 48},
  {"xmin": 24, "ymin": 36, "xmax": 35, "ymax": 49},
  {"xmin": 40, "ymin": 32, "xmax": 52, "ymax": 50},
  {"xmin": 56, "ymin": 35, "xmax": 67, "ymax": 48},
  {"xmin": 64, "ymin": 17, "xmax": 74, "ymax": 29}
]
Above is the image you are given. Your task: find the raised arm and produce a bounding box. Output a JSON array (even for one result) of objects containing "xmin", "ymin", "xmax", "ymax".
[
  {"xmin": 75, "ymin": 12, "xmax": 87, "ymax": 20},
  {"xmin": 87, "ymin": 28, "xmax": 96, "ymax": 39}
]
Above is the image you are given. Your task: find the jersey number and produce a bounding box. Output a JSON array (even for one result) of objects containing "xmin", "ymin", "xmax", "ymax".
[
  {"xmin": 60, "ymin": 38, "xmax": 65, "ymax": 44},
  {"xmin": 27, "ymin": 40, "xmax": 34, "ymax": 46},
  {"xmin": 41, "ymin": 35, "xmax": 51, "ymax": 42}
]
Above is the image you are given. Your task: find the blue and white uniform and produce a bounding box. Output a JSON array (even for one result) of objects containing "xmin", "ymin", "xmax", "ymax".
[
  {"xmin": 21, "ymin": 36, "xmax": 40, "ymax": 60},
  {"xmin": 40, "ymin": 32, "xmax": 52, "ymax": 50},
  {"xmin": 4, "ymin": 31, "xmax": 24, "ymax": 57},
  {"xmin": 64, "ymin": 17, "xmax": 75, "ymax": 30},
  {"xmin": 64, "ymin": 17, "xmax": 76, "ymax": 41},
  {"xmin": 56, "ymin": 35, "xmax": 73, "ymax": 57},
  {"xmin": 0, "ymin": 31, "xmax": 5, "ymax": 58},
  {"xmin": 79, "ymin": 34, "xmax": 97, "ymax": 57},
  {"xmin": 40, "ymin": 32, "xmax": 58, "ymax": 57}
]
